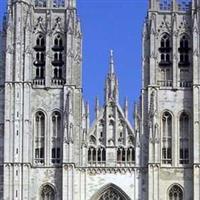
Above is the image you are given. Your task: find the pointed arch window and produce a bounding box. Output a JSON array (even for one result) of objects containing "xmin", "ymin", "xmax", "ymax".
[
  {"xmin": 51, "ymin": 111, "xmax": 61, "ymax": 164},
  {"xmin": 35, "ymin": 111, "xmax": 45, "ymax": 164},
  {"xmin": 34, "ymin": 34, "xmax": 46, "ymax": 81},
  {"xmin": 41, "ymin": 185, "xmax": 55, "ymax": 200},
  {"xmin": 52, "ymin": 35, "xmax": 64, "ymax": 51},
  {"xmin": 97, "ymin": 146, "xmax": 106, "ymax": 163},
  {"xmin": 99, "ymin": 190, "xmax": 124, "ymax": 200},
  {"xmin": 91, "ymin": 184, "xmax": 131, "ymax": 200},
  {"xmin": 88, "ymin": 146, "xmax": 96, "ymax": 164},
  {"xmin": 159, "ymin": 34, "xmax": 172, "ymax": 67},
  {"xmin": 162, "ymin": 112, "xmax": 172, "ymax": 164},
  {"xmin": 178, "ymin": 35, "xmax": 190, "ymax": 67},
  {"xmin": 158, "ymin": 34, "xmax": 172, "ymax": 86},
  {"xmin": 179, "ymin": 112, "xmax": 189, "ymax": 164},
  {"xmin": 161, "ymin": 34, "xmax": 170, "ymax": 48},
  {"xmin": 52, "ymin": 34, "xmax": 64, "ymax": 82},
  {"xmin": 117, "ymin": 147, "xmax": 126, "ymax": 163},
  {"xmin": 169, "ymin": 185, "xmax": 183, "ymax": 200}
]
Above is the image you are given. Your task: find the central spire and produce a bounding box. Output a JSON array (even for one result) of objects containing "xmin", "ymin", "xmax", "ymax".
[
  {"xmin": 109, "ymin": 49, "xmax": 115, "ymax": 74},
  {"xmin": 105, "ymin": 50, "xmax": 119, "ymax": 103}
]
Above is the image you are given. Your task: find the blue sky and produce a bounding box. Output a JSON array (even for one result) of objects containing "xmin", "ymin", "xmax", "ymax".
[{"xmin": 0, "ymin": 0, "xmax": 148, "ymax": 122}]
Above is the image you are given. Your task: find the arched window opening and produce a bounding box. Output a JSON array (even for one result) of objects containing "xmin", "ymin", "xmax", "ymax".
[
  {"xmin": 53, "ymin": 35, "xmax": 64, "ymax": 50},
  {"xmin": 160, "ymin": 34, "xmax": 170, "ymax": 48},
  {"xmin": 91, "ymin": 184, "xmax": 131, "ymax": 200},
  {"xmin": 162, "ymin": 112, "xmax": 172, "ymax": 164},
  {"xmin": 117, "ymin": 147, "xmax": 126, "ymax": 163},
  {"xmin": 97, "ymin": 147, "xmax": 106, "ymax": 163},
  {"xmin": 99, "ymin": 190, "xmax": 124, "ymax": 200},
  {"xmin": 35, "ymin": 34, "xmax": 45, "ymax": 49},
  {"xmin": 159, "ymin": 34, "xmax": 172, "ymax": 67},
  {"xmin": 35, "ymin": 111, "xmax": 45, "ymax": 164},
  {"xmin": 41, "ymin": 185, "xmax": 55, "ymax": 200},
  {"xmin": 51, "ymin": 111, "xmax": 61, "ymax": 164},
  {"xmin": 158, "ymin": 34, "xmax": 172, "ymax": 87},
  {"xmin": 169, "ymin": 185, "xmax": 183, "ymax": 200},
  {"xmin": 34, "ymin": 34, "xmax": 46, "ymax": 81},
  {"xmin": 178, "ymin": 35, "xmax": 190, "ymax": 67},
  {"xmin": 54, "ymin": 38, "xmax": 58, "ymax": 46},
  {"xmin": 52, "ymin": 34, "xmax": 64, "ymax": 81},
  {"xmin": 88, "ymin": 147, "xmax": 96, "ymax": 164},
  {"xmin": 179, "ymin": 112, "xmax": 189, "ymax": 164},
  {"xmin": 127, "ymin": 147, "xmax": 135, "ymax": 163},
  {"xmin": 52, "ymin": 112, "xmax": 61, "ymax": 137}
]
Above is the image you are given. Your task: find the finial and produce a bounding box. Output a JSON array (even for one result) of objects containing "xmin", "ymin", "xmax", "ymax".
[
  {"xmin": 172, "ymin": 0, "xmax": 177, "ymax": 11},
  {"xmin": 109, "ymin": 49, "xmax": 115, "ymax": 74},
  {"xmin": 95, "ymin": 97, "xmax": 100, "ymax": 118},
  {"xmin": 85, "ymin": 102, "xmax": 89, "ymax": 115},
  {"xmin": 124, "ymin": 97, "xmax": 128, "ymax": 118},
  {"xmin": 85, "ymin": 102, "xmax": 90, "ymax": 127}
]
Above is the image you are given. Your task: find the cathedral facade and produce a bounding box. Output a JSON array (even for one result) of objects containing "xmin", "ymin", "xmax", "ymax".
[{"xmin": 0, "ymin": 0, "xmax": 198, "ymax": 199}]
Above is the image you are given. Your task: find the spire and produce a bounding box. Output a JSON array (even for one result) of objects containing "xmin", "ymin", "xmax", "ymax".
[
  {"xmin": 95, "ymin": 97, "xmax": 100, "ymax": 118},
  {"xmin": 124, "ymin": 97, "xmax": 128, "ymax": 118},
  {"xmin": 109, "ymin": 49, "xmax": 115, "ymax": 74},
  {"xmin": 105, "ymin": 50, "xmax": 119, "ymax": 103},
  {"xmin": 85, "ymin": 102, "xmax": 90, "ymax": 129}
]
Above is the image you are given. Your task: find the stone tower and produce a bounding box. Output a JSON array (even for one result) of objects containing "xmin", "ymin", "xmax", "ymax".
[
  {"xmin": 141, "ymin": 0, "xmax": 195, "ymax": 199},
  {"xmin": 2, "ymin": 0, "xmax": 83, "ymax": 199},
  {"xmin": 2, "ymin": 0, "xmax": 200, "ymax": 199}
]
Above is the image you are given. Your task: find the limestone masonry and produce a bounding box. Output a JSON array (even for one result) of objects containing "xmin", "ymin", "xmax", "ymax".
[{"xmin": 0, "ymin": 0, "xmax": 198, "ymax": 199}]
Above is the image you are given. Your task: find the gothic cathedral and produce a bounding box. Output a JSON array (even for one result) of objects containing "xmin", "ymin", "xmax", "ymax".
[{"xmin": 0, "ymin": 0, "xmax": 198, "ymax": 199}]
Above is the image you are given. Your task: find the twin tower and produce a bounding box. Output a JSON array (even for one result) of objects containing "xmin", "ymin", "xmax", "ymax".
[{"xmin": 0, "ymin": 0, "xmax": 200, "ymax": 199}]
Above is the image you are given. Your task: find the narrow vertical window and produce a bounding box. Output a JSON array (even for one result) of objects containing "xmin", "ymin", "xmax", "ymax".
[
  {"xmin": 88, "ymin": 146, "xmax": 96, "ymax": 164},
  {"xmin": 158, "ymin": 33, "xmax": 172, "ymax": 87},
  {"xmin": 51, "ymin": 111, "xmax": 61, "ymax": 164},
  {"xmin": 97, "ymin": 147, "xmax": 106, "ymax": 163},
  {"xmin": 35, "ymin": 111, "xmax": 45, "ymax": 164},
  {"xmin": 162, "ymin": 112, "xmax": 172, "ymax": 164},
  {"xmin": 117, "ymin": 147, "xmax": 126, "ymax": 163},
  {"xmin": 159, "ymin": 34, "xmax": 172, "ymax": 66},
  {"xmin": 34, "ymin": 34, "xmax": 46, "ymax": 82},
  {"xmin": 178, "ymin": 35, "xmax": 190, "ymax": 67},
  {"xmin": 52, "ymin": 34, "xmax": 64, "ymax": 83},
  {"xmin": 179, "ymin": 112, "xmax": 189, "ymax": 164}
]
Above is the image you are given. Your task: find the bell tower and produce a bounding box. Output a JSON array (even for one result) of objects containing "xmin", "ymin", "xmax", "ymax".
[
  {"xmin": 142, "ymin": 0, "xmax": 194, "ymax": 199},
  {"xmin": 3, "ymin": 0, "xmax": 83, "ymax": 199}
]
